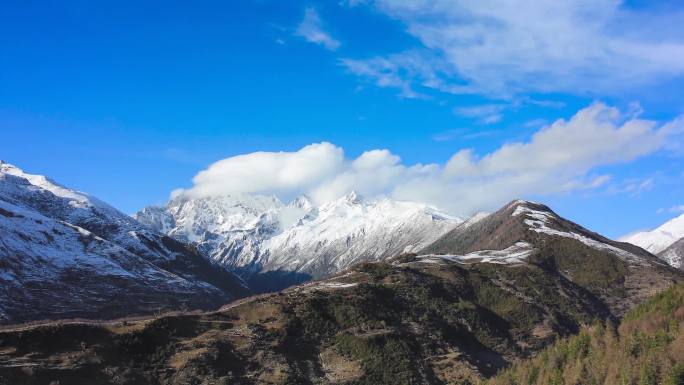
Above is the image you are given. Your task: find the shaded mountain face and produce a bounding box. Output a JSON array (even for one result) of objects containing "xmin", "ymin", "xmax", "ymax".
[
  {"xmin": 421, "ymin": 200, "xmax": 680, "ymax": 316},
  {"xmin": 621, "ymin": 212, "xmax": 684, "ymax": 269},
  {"xmin": 0, "ymin": 162, "xmax": 248, "ymax": 324},
  {"xmin": 135, "ymin": 192, "xmax": 461, "ymax": 290}
]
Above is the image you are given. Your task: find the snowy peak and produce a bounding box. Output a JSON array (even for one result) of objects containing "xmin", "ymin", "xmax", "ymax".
[
  {"xmin": 136, "ymin": 192, "xmax": 462, "ymax": 284},
  {"xmin": 620, "ymin": 212, "xmax": 684, "ymax": 269},
  {"xmin": 507, "ymin": 199, "xmax": 554, "ymax": 217},
  {"xmin": 0, "ymin": 161, "xmax": 107, "ymax": 212},
  {"xmin": 342, "ymin": 190, "xmax": 363, "ymax": 205},
  {"xmin": 424, "ymin": 199, "xmax": 660, "ymax": 267},
  {"xmin": 0, "ymin": 162, "xmax": 248, "ymax": 323},
  {"xmin": 621, "ymin": 213, "xmax": 684, "ymax": 254},
  {"xmin": 288, "ymin": 194, "xmax": 314, "ymax": 211}
]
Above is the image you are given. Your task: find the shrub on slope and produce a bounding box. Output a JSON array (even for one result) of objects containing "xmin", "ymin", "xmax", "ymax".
[{"xmin": 486, "ymin": 283, "xmax": 684, "ymax": 385}]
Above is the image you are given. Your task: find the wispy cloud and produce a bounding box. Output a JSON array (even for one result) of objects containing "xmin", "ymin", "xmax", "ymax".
[
  {"xmin": 453, "ymin": 104, "xmax": 506, "ymax": 124},
  {"xmin": 431, "ymin": 128, "xmax": 498, "ymax": 142},
  {"xmin": 342, "ymin": 0, "xmax": 684, "ymax": 97},
  {"xmin": 295, "ymin": 7, "xmax": 341, "ymax": 51},
  {"xmin": 674, "ymin": 205, "xmax": 684, "ymax": 213},
  {"xmin": 655, "ymin": 204, "xmax": 684, "ymax": 214},
  {"xmin": 523, "ymin": 119, "xmax": 548, "ymax": 128},
  {"xmin": 340, "ymin": 52, "xmax": 436, "ymax": 98},
  {"xmin": 610, "ymin": 177, "xmax": 656, "ymax": 196}
]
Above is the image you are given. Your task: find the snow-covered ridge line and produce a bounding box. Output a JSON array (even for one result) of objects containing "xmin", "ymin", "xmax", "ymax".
[
  {"xmin": 513, "ymin": 205, "xmax": 647, "ymax": 265},
  {"xmin": 0, "ymin": 160, "xmax": 109, "ymax": 210},
  {"xmin": 136, "ymin": 191, "xmax": 463, "ymax": 279},
  {"xmin": 417, "ymin": 242, "xmax": 533, "ymax": 265}
]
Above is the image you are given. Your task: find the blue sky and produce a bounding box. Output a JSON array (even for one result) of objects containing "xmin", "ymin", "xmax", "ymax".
[{"xmin": 2, "ymin": 0, "xmax": 684, "ymax": 238}]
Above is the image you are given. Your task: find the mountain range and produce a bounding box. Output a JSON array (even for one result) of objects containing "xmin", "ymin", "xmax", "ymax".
[
  {"xmin": 135, "ymin": 191, "xmax": 461, "ymax": 291},
  {"xmin": 0, "ymin": 199, "xmax": 680, "ymax": 384},
  {"xmin": 1, "ymin": 161, "xmax": 682, "ymax": 324},
  {"xmin": 0, "ymin": 161, "xmax": 682, "ymax": 384}
]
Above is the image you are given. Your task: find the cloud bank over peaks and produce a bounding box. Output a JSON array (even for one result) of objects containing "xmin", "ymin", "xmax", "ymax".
[{"xmin": 177, "ymin": 103, "xmax": 683, "ymax": 216}]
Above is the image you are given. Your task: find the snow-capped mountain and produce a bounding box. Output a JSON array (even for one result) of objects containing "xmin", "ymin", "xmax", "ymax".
[
  {"xmin": 0, "ymin": 161, "xmax": 247, "ymax": 323},
  {"xmin": 620, "ymin": 213, "xmax": 684, "ymax": 269},
  {"xmin": 136, "ymin": 191, "xmax": 461, "ymax": 285},
  {"xmin": 136, "ymin": 193, "xmax": 286, "ymax": 273}
]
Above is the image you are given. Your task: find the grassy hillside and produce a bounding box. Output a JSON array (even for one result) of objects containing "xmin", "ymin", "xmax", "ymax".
[{"xmin": 486, "ymin": 283, "xmax": 684, "ymax": 385}]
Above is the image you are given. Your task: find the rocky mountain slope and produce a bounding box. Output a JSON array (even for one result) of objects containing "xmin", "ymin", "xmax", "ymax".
[
  {"xmin": 621, "ymin": 212, "xmax": 684, "ymax": 269},
  {"xmin": 422, "ymin": 200, "xmax": 680, "ymax": 316},
  {"xmin": 136, "ymin": 191, "xmax": 461, "ymax": 290},
  {"xmin": 0, "ymin": 200, "xmax": 680, "ymax": 385},
  {"xmin": 0, "ymin": 161, "xmax": 248, "ymax": 324}
]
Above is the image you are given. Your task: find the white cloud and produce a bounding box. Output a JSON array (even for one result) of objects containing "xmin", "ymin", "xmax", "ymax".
[
  {"xmin": 178, "ymin": 103, "xmax": 683, "ymax": 215},
  {"xmin": 182, "ymin": 143, "xmax": 345, "ymax": 198},
  {"xmin": 657, "ymin": 204, "xmax": 684, "ymax": 215},
  {"xmin": 296, "ymin": 7, "xmax": 341, "ymax": 51},
  {"xmin": 610, "ymin": 177, "xmax": 656, "ymax": 195},
  {"xmin": 342, "ymin": 0, "xmax": 684, "ymax": 96},
  {"xmin": 453, "ymin": 104, "xmax": 505, "ymax": 124},
  {"xmin": 670, "ymin": 205, "xmax": 684, "ymax": 213},
  {"xmin": 340, "ymin": 53, "xmax": 435, "ymax": 98},
  {"xmin": 431, "ymin": 128, "xmax": 498, "ymax": 142}
]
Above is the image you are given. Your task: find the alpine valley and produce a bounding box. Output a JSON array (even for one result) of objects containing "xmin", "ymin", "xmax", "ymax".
[{"xmin": 0, "ymin": 161, "xmax": 682, "ymax": 385}]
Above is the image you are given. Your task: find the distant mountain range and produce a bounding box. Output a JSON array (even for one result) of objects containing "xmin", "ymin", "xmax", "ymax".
[
  {"xmin": 621, "ymin": 212, "xmax": 684, "ymax": 269},
  {"xmin": 135, "ymin": 191, "xmax": 461, "ymax": 290}
]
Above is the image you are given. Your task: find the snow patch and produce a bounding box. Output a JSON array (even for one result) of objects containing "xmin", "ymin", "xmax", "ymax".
[
  {"xmin": 317, "ymin": 282, "xmax": 358, "ymax": 289},
  {"xmin": 417, "ymin": 242, "xmax": 534, "ymax": 265},
  {"xmin": 515, "ymin": 206, "xmax": 647, "ymax": 264}
]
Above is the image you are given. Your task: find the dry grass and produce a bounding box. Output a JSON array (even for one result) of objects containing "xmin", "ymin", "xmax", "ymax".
[
  {"xmin": 168, "ymin": 347, "xmax": 210, "ymax": 370},
  {"xmin": 320, "ymin": 346, "xmax": 364, "ymax": 383}
]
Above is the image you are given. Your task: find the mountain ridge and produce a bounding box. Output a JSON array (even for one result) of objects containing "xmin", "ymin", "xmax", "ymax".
[
  {"xmin": 0, "ymin": 161, "xmax": 248, "ymax": 324},
  {"xmin": 135, "ymin": 191, "xmax": 462, "ymax": 290},
  {"xmin": 0, "ymin": 168, "xmax": 682, "ymax": 383},
  {"xmin": 420, "ymin": 199, "xmax": 678, "ymax": 316}
]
